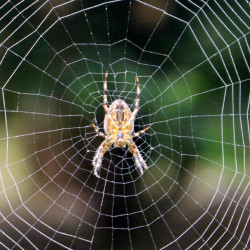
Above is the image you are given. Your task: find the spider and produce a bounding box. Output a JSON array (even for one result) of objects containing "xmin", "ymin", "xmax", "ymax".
[{"xmin": 92, "ymin": 72, "xmax": 150, "ymax": 178}]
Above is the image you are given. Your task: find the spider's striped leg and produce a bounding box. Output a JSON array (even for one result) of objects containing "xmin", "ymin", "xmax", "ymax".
[
  {"xmin": 127, "ymin": 76, "xmax": 141, "ymax": 125},
  {"xmin": 92, "ymin": 123, "xmax": 106, "ymax": 138},
  {"xmin": 133, "ymin": 76, "xmax": 140, "ymax": 115},
  {"xmin": 103, "ymin": 71, "xmax": 109, "ymax": 113},
  {"xmin": 92, "ymin": 138, "xmax": 113, "ymax": 178},
  {"xmin": 134, "ymin": 76, "xmax": 140, "ymax": 111},
  {"xmin": 127, "ymin": 138, "xmax": 148, "ymax": 175},
  {"xmin": 131, "ymin": 126, "xmax": 150, "ymax": 138}
]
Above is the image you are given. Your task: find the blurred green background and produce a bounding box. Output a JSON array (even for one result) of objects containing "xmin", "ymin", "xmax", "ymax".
[{"xmin": 0, "ymin": 0, "xmax": 249, "ymax": 249}]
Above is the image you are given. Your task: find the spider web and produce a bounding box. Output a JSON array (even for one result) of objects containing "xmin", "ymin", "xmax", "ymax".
[{"xmin": 0, "ymin": 0, "xmax": 249, "ymax": 249}]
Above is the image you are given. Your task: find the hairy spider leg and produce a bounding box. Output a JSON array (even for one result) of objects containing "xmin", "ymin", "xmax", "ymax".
[
  {"xmin": 103, "ymin": 71, "xmax": 109, "ymax": 113},
  {"xmin": 131, "ymin": 125, "xmax": 150, "ymax": 138},
  {"xmin": 92, "ymin": 123, "xmax": 107, "ymax": 138},
  {"xmin": 134, "ymin": 76, "xmax": 140, "ymax": 115},
  {"xmin": 127, "ymin": 137, "xmax": 148, "ymax": 175},
  {"xmin": 125, "ymin": 76, "xmax": 141, "ymax": 128},
  {"xmin": 92, "ymin": 137, "xmax": 114, "ymax": 178}
]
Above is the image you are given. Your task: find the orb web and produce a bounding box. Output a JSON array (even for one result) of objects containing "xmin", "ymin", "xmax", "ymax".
[{"xmin": 0, "ymin": 0, "xmax": 249, "ymax": 249}]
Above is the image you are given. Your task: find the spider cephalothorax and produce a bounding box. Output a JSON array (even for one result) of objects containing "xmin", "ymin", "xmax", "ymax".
[{"xmin": 92, "ymin": 72, "xmax": 150, "ymax": 178}]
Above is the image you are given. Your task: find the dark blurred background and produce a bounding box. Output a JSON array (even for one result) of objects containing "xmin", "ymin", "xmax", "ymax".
[{"xmin": 0, "ymin": 0, "xmax": 249, "ymax": 249}]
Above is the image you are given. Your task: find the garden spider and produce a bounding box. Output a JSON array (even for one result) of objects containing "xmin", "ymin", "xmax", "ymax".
[{"xmin": 92, "ymin": 72, "xmax": 150, "ymax": 178}]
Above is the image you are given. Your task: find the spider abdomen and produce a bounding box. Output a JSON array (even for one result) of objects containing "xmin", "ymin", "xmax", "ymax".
[{"xmin": 104, "ymin": 99, "xmax": 134, "ymax": 135}]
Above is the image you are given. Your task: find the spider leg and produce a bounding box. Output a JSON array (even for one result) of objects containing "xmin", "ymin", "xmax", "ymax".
[
  {"xmin": 126, "ymin": 76, "xmax": 141, "ymax": 127},
  {"xmin": 103, "ymin": 71, "xmax": 109, "ymax": 113},
  {"xmin": 134, "ymin": 76, "xmax": 140, "ymax": 111},
  {"xmin": 127, "ymin": 138, "xmax": 148, "ymax": 175},
  {"xmin": 92, "ymin": 123, "xmax": 107, "ymax": 138},
  {"xmin": 132, "ymin": 76, "xmax": 140, "ymax": 116},
  {"xmin": 131, "ymin": 126, "xmax": 150, "ymax": 138},
  {"xmin": 92, "ymin": 137, "xmax": 113, "ymax": 178}
]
